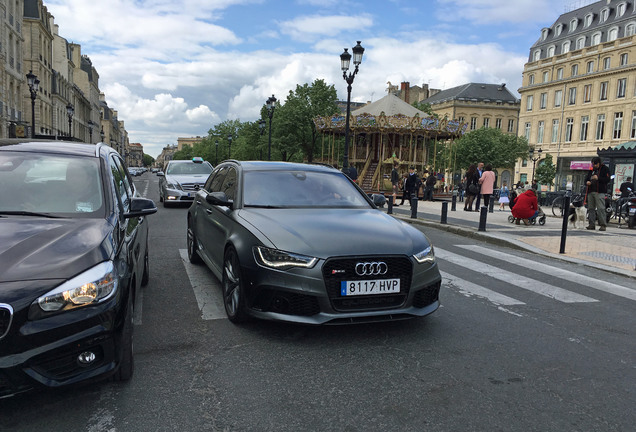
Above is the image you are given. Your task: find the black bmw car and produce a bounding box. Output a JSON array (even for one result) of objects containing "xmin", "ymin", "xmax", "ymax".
[
  {"xmin": 187, "ymin": 160, "xmax": 441, "ymax": 325},
  {"xmin": 0, "ymin": 140, "xmax": 157, "ymax": 398}
]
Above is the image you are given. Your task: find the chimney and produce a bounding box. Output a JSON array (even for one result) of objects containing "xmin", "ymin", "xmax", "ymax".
[{"xmin": 401, "ymin": 82, "xmax": 410, "ymax": 103}]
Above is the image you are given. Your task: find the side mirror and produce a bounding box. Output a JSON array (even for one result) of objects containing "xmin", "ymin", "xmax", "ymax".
[
  {"xmin": 205, "ymin": 191, "xmax": 233, "ymax": 209},
  {"xmin": 156, "ymin": 171, "xmax": 164, "ymax": 177},
  {"xmin": 124, "ymin": 197, "xmax": 158, "ymax": 218}
]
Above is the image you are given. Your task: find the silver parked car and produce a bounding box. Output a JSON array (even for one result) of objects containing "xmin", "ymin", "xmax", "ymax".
[
  {"xmin": 186, "ymin": 161, "xmax": 441, "ymax": 325},
  {"xmin": 158, "ymin": 157, "xmax": 213, "ymax": 207}
]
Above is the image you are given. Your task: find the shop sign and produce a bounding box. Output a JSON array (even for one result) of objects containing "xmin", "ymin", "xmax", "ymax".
[{"xmin": 570, "ymin": 161, "xmax": 593, "ymax": 170}]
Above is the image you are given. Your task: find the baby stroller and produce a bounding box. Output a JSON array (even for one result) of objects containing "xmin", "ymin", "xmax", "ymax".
[{"xmin": 507, "ymin": 189, "xmax": 546, "ymax": 225}]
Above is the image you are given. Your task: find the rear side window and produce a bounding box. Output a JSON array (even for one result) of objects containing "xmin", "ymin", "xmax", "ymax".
[
  {"xmin": 221, "ymin": 168, "xmax": 237, "ymax": 201},
  {"xmin": 110, "ymin": 155, "xmax": 132, "ymax": 211},
  {"xmin": 205, "ymin": 166, "xmax": 229, "ymax": 193}
]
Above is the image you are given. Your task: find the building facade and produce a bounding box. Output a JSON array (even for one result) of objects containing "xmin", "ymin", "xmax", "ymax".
[{"xmin": 519, "ymin": 0, "xmax": 636, "ymax": 191}]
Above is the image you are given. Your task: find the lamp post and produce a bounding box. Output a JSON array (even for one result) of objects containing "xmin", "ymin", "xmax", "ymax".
[
  {"xmin": 340, "ymin": 41, "xmax": 364, "ymax": 172},
  {"xmin": 26, "ymin": 70, "xmax": 40, "ymax": 138},
  {"xmin": 529, "ymin": 147, "xmax": 543, "ymax": 182},
  {"xmin": 227, "ymin": 134, "xmax": 232, "ymax": 159},
  {"xmin": 66, "ymin": 103, "xmax": 74, "ymax": 138},
  {"xmin": 100, "ymin": 126, "xmax": 105, "ymax": 143},
  {"xmin": 215, "ymin": 139, "xmax": 219, "ymax": 165},
  {"xmin": 87, "ymin": 120, "xmax": 95, "ymax": 143},
  {"xmin": 258, "ymin": 119, "xmax": 266, "ymax": 160},
  {"xmin": 266, "ymin": 95, "xmax": 277, "ymax": 161}
]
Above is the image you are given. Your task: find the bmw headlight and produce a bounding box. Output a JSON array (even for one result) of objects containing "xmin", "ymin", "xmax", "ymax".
[
  {"xmin": 414, "ymin": 245, "xmax": 435, "ymax": 264},
  {"xmin": 254, "ymin": 246, "xmax": 318, "ymax": 270},
  {"xmin": 34, "ymin": 261, "xmax": 118, "ymax": 314}
]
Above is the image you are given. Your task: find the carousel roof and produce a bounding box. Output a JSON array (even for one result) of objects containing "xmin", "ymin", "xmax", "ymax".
[{"xmin": 352, "ymin": 93, "xmax": 426, "ymax": 117}]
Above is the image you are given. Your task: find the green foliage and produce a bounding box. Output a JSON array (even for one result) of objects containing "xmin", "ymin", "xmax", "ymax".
[
  {"xmin": 411, "ymin": 101, "xmax": 438, "ymax": 118},
  {"xmin": 142, "ymin": 154, "xmax": 154, "ymax": 166},
  {"xmin": 535, "ymin": 153, "xmax": 557, "ymax": 186},
  {"xmin": 454, "ymin": 127, "xmax": 529, "ymax": 170}
]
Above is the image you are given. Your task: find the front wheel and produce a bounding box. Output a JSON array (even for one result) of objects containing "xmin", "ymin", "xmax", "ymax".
[
  {"xmin": 114, "ymin": 294, "xmax": 134, "ymax": 381},
  {"xmin": 508, "ymin": 215, "xmax": 515, "ymax": 223},
  {"xmin": 551, "ymin": 197, "xmax": 564, "ymax": 217},
  {"xmin": 222, "ymin": 247, "xmax": 248, "ymax": 324},
  {"xmin": 187, "ymin": 223, "xmax": 202, "ymax": 264},
  {"xmin": 629, "ymin": 214, "xmax": 636, "ymax": 229}
]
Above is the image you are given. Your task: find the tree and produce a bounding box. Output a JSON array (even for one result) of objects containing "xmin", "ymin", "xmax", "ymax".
[
  {"xmin": 412, "ymin": 101, "xmax": 438, "ymax": 118},
  {"xmin": 454, "ymin": 127, "xmax": 529, "ymax": 170},
  {"xmin": 143, "ymin": 154, "xmax": 155, "ymax": 167},
  {"xmin": 535, "ymin": 153, "xmax": 557, "ymax": 187}
]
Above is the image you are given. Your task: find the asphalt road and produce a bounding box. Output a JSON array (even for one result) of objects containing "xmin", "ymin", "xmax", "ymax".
[{"xmin": 1, "ymin": 172, "xmax": 634, "ymax": 432}]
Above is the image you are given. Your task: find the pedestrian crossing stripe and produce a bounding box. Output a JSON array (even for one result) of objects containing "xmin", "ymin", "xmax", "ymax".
[
  {"xmin": 457, "ymin": 245, "xmax": 636, "ymax": 302},
  {"xmin": 440, "ymin": 271, "xmax": 525, "ymax": 306},
  {"xmin": 434, "ymin": 248, "xmax": 598, "ymax": 303}
]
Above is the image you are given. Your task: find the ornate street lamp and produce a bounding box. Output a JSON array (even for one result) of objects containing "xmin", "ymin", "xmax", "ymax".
[
  {"xmin": 529, "ymin": 147, "xmax": 543, "ymax": 182},
  {"xmin": 266, "ymin": 95, "xmax": 277, "ymax": 161},
  {"xmin": 340, "ymin": 41, "xmax": 364, "ymax": 173},
  {"xmin": 100, "ymin": 126, "xmax": 105, "ymax": 142},
  {"xmin": 26, "ymin": 70, "xmax": 40, "ymax": 138},
  {"xmin": 66, "ymin": 103, "xmax": 74, "ymax": 138},
  {"xmin": 227, "ymin": 134, "xmax": 232, "ymax": 159},
  {"xmin": 215, "ymin": 139, "xmax": 219, "ymax": 165},
  {"xmin": 87, "ymin": 120, "xmax": 95, "ymax": 143}
]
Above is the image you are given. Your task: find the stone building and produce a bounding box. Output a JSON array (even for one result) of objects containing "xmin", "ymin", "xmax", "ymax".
[
  {"xmin": 519, "ymin": 0, "xmax": 636, "ymax": 191},
  {"xmin": 177, "ymin": 136, "xmax": 203, "ymax": 151},
  {"xmin": 1, "ymin": 0, "xmax": 26, "ymax": 138}
]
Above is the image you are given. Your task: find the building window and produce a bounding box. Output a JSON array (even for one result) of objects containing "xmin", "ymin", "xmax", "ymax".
[
  {"xmin": 508, "ymin": 119, "xmax": 515, "ymax": 133},
  {"xmin": 526, "ymin": 95, "xmax": 533, "ymax": 112},
  {"xmin": 540, "ymin": 92, "xmax": 547, "ymax": 109},
  {"xmin": 596, "ymin": 114, "xmax": 606, "ymax": 140},
  {"xmin": 617, "ymin": 78, "xmax": 627, "ymax": 98},
  {"xmin": 631, "ymin": 111, "xmax": 636, "ymax": 139},
  {"xmin": 552, "ymin": 119, "xmax": 560, "ymax": 143},
  {"xmin": 458, "ymin": 116, "xmax": 465, "ymax": 124},
  {"xmin": 569, "ymin": 19, "xmax": 578, "ymax": 32},
  {"xmin": 555, "ymin": 89, "xmax": 563, "ymax": 107},
  {"xmin": 556, "ymin": 24, "xmax": 563, "ymax": 36},
  {"xmin": 603, "ymin": 57, "xmax": 611, "ymax": 70},
  {"xmin": 533, "ymin": 50, "xmax": 541, "ymax": 61},
  {"xmin": 524, "ymin": 122, "xmax": 531, "ymax": 140},
  {"xmin": 600, "ymin": 8, "xmax": 609, "ymax": 22},
  {"xmin": 627, "ymin": 23, "xmax": 636, "ymax": 37},
  {"xmin": 620, "ymin": 53, "xmax": 628, "ymax": 66},
  {"xmin": 587, "ymin": 60, "xmax": 594, "ymax": 73},
  {"xmin": 613, "ymin": 112, "xmax": 623, "ymax": 139},
  {"xmin": 584, "ymin": 84, "xmax": 592, "ymax": 103},
  {"xmin": 495, "ymin": 118, "xmax": 502, "ymax": 129},
  {"xmin": 571, "ymin": 64, "xmax": 579, "ymax": 76},
  {"xmin": 592, "ymin": 32, "xmax": 602, "ymax": 45},
  {"xmin": 565, "ymin": 118, "xmax": 574, "ymax": 142},
  {"xmin": 547, "ymin": 46, "xmax": 555, "ymax": 57},
  {"xmin": 608, "ymin": 27, "xmax": 619, "ymax": 41},
  {"xmin": 470, "ymin": 117, "xmax": 477, "ymax": 130},
  {"xmin": 617, "ymin": 2, "xmax": 626, "ymax": 17},
  {"xmin": 568, "ymin": 87, "xmax": 577, "ymax": 105},
  {"xmin": 584, "ymin": 13, "xmax": 593, "ymax": 28},
  {"xmin": 542, "ymin": 71, "xmax": 549, "ymax": 82},
  {"xmin": 580, "ymin": 116, "xmax": 589, "ymax": 141},
  {"xmin": 600, "ymin": 81, "xmax": 608, "ymax": 100},
  {"xmin": 562, "ymin": 41, "xmax": 571, "ymax": 53},
  {"xmin": 576, "ymin": 37, "xmax": 585, "ymax": 50},
  {"xmin": 537, "ymin": 121, "xmax": 545, "ymax": 144},
  {"xmin": 483, "ymin": 117, "xmax": 490, "ymax": 128},
  {"xmin": 528, "ymin": 74, "xmax": 535, "ymax": 85},
  {"xmin": 556, "ymin": 68, "xmax": 564, "ymax": 79},
  {"xmin": 542, "ymin": 28, "xmax": 549, "ymax": 40}
]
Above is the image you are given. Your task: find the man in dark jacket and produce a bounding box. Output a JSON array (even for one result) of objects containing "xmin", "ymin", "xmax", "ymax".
[
  {"xmin": 585, "ymin": 157, "xmax": 611, "ymax": 231},
  {"xmin": 404, "ymin": 166, "xmax": 421, "ymax": 204}
]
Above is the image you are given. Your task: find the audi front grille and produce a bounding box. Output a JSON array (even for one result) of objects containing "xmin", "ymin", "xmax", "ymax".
[
  {"xmin": 322, "ymin": 256, "xmax": 413, "ymax": 312},
  {"xmin": 0, "ymin": 304, "xmax": 12, "ymax": 340}
]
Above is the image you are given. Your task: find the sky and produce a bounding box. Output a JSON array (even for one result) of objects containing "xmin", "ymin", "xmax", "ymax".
[{"xmin": 45, "ymin": 0, "xmax": 587, "ymax": 158}]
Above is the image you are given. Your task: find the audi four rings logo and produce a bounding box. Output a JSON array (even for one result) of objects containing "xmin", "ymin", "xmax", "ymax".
[{"xmin": 355, "ymin": 262, "xmax": 388, "ymax": 276}]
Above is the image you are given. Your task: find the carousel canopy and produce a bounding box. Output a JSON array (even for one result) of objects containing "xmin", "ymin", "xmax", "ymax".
[{"xmin": 351, "ymin": 93, "xmax": 425, "ymax": 117}]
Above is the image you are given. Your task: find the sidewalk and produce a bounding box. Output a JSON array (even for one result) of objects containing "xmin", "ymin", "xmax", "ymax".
[{"xmin": 386, "ymin": 199, "xmax": 636, "ymax": 278}]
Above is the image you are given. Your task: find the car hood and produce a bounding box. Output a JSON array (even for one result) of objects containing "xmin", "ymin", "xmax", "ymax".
[
  {"xmin": 237, "ymin": 208, "xmax": 430, "ymax": 258},
  {"xmin": 166, "ymin": 174, "xmax": 209, "ymax": 184},
  {"xmin": 0, "ymin": 217, "xmax": 115, "ymax": 284}
]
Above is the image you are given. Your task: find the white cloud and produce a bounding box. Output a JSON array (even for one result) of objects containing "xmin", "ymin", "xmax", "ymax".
[
  {"xmin": 435, "ymin": 0, "xmax": 573, "ymax": 25},
  {"xmin": 279, "ymin": 14, "xmax": 374, "ymax": 41}
]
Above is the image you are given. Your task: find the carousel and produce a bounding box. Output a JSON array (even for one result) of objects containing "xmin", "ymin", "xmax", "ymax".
[{"xmin": 313, "ymin": 93, "xmax": 467, "ymax": 192}]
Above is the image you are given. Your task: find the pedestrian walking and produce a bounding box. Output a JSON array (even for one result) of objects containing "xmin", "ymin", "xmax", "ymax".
[
  {"xmin": 478, "ymin": 163, "xmax": 495, "ymax": 208},
  {"xmin": 585, "ymin": 156, "xmax": 610, "ymax": 231},
  {"xmin": 405, "ymin": 166, "xmax": 422, "ymax": 204},
  {"xmin": 498, "ymin": 181, "xmax": 510, "ymax": 211},
  {"xmin": 474, "ymin": 162, "xmax": 484, "ymax": 209},
  {"xmin": 463, "ymin": 164, "xmax": 480, "ymax": 211},
  {"xmin": 423, "ymin": 171, "xmax": 436, "ymax": 201}
]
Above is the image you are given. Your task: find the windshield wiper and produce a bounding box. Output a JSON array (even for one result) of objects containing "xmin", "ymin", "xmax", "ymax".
[{"xmin": 0, "ymin": 211, "xmax": 63, "ymax": 218}]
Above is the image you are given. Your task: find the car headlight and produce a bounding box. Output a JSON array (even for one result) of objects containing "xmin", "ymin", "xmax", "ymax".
[
  {"xmin": 35, "ymin": 261, "xmax": 118, "ymax": 314},
  {"xmin": 253, "ymin": 246, "xmax": 318, "ymax": 270},
  {"xmin": 166, "ymin": 181, "xmax": 181, "ymax": 190},
  {"xmin": 413, "ymin": 245, "xmax": 435, "ymax": 264}
]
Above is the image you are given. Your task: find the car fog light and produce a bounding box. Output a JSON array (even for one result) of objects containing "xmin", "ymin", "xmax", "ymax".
[{"xmin": 78, "ymin": 351, "xmax": 96, "ymax": 365}]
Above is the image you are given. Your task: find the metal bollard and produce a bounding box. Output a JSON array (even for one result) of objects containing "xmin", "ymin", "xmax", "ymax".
[
  {"xmin": 478, "ymin": 206, "xmax": 488, "ymax": 231},
  {"xmin": 559, "ymin": 196, "xmax": 570, "ymax": 254},
  {"xmin": 410, "ymin": 196, "xmax": 418, "ymax": 218},
  {"xmin": 441, "ymin": 202, "xmax": 448, "ymax": 224},
  {"xmin": 386, "ymin": 193, "xmax": 393, "ymax": 214},
  {"xmin": 451, "ymin": 195, "xmax": 456, "ymax": 211},
  {"xmin": 488, "ymin": 198, "xmax": 495, "ymax": 213}
]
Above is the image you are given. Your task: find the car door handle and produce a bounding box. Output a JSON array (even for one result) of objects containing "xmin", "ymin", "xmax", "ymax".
[{"xmin": 205, "ymin": 209, "xmax": 213, "ymax": 214}]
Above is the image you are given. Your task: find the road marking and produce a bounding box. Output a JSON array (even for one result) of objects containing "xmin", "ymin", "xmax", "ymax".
[
  {"xmin": 440, "ymin": 271, "xmax": 525, "ymax": 306},
  {"xmin": 179, "ymin": 249, "xmax": 226, "ymax": 320},
  {"xmin": 435, "ymin": 248, "xmax": 598, "ymax": 303},
  {"xmin": 458, "ymin": 245, "xmax": 636, "ymax": 302}
]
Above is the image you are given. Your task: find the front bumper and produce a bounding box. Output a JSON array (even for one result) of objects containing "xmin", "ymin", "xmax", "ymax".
[{"xmin": 164, "ymin": 188, "xmax": 196, "ymax": 202}]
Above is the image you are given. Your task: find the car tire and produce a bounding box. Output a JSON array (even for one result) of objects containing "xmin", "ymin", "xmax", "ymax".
[
  {"xmin": 222, "ymin": 247, "xmax": 248, "ymax": 324},
  {"xmin": 141, "ymin": 246, "xmax": 150, "ymax": 286},
  {"xmin": 629, "ymin": 214, "xmax": 635, "ymax": 228},
  {"xmin": 187, "ymin": 223, "xmax": 203, "ymax": 264},
  {"xmin": 114, "ymin": 294, "xmax": 134, "ymax": 381}
]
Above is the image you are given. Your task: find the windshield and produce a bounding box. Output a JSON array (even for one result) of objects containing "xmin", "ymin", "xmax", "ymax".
[
  {"xmin": 0, "ymin": 152, "xmax": 104, "ymax": 217},
  {"xmin": 166, "ymin": 162, "xmax": 212, "ymax": 175},
  {"xmin": 243, "ymin": 170, "xmax": 371, "ymax": 208}
]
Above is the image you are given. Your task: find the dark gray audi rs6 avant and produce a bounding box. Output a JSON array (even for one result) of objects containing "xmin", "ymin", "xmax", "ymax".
[{"xmin": 187, "ymin": 161, "xmax": 441, "ymax": 325}]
